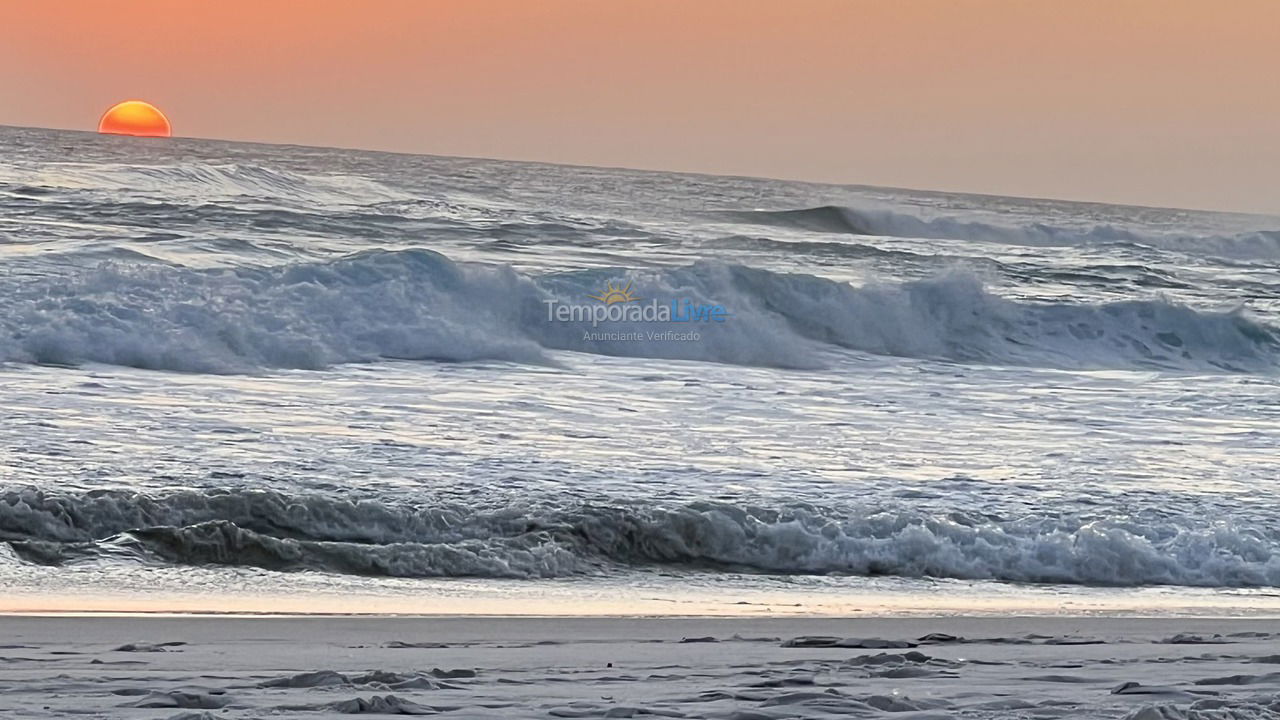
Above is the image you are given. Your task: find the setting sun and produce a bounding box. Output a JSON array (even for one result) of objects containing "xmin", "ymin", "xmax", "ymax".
[{"xmin": 97, "ymin": 100, "xmax": 171, "ymax": 137}]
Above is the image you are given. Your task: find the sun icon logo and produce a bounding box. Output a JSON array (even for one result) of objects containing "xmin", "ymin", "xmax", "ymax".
[{"xmin": 588, "ymin": 280, "xmax": 641, "ymax": 305}]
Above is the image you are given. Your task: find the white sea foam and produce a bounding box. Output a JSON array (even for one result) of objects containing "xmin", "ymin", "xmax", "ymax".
[{"xmin": 1, "ymin": 249, "xmax": 1274, "ymax": 373}]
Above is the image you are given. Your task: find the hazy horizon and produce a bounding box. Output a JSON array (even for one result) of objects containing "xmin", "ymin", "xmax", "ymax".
[
  {"xmin": 7, "ymin": 122, "xmax": 1278, "ymax": 219},
  {"xmin": 3, "ymin": 0, "xmax": 1278, "ymax": 214}
]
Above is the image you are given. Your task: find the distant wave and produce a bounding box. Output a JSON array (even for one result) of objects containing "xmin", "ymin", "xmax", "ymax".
[
  {"xmin": 1, "ymin": 249, "xmax": 1275, "ymax": 373},
  {"xmin": 4, "ymin": 487, "xmax": 1279, "ymax": 587},
  {"xmin": 722, "ymin": 205, "xmax": 1280, "ymax": 260}
]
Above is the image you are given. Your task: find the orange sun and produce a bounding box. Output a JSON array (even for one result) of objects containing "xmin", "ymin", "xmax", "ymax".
[{"xmin": 98, "ymin": 100, "xmax": 172, "ymax": 137}]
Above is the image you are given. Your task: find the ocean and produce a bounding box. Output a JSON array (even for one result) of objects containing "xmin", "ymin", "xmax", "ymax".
[{"xmin": 2, "ymin": 124, "xmax": 1279, "ymax": 614}]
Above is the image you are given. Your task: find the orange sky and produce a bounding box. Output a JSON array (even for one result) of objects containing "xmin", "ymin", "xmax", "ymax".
[{"xmin": 2, "ymin": 0, "xmax": 1278, "ymax": 213}]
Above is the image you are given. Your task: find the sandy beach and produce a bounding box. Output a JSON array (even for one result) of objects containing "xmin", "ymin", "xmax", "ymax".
[{"xmin": 3, "ymin": 614, "xmax": 1279, "ymax": 719}]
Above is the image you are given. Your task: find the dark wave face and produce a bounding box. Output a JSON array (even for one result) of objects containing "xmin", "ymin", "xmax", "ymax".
[{"xmin": 6, "ymin": 487, "xmax": 1280, "ymax": 587}]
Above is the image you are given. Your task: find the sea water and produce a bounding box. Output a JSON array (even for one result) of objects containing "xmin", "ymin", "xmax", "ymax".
[{"xmin": 2, "ymin": 125, "xmax": 1279, "ymax": 614}]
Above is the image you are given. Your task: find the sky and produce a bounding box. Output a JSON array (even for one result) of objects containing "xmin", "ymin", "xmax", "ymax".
[{"xmin": 2, "ymin": 0, "xmax": 1278, "ymax": 214}]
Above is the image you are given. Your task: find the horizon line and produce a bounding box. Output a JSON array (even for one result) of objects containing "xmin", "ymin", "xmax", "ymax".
[{"xmin": 3, "ymin": 122, "xmax": 1276, "ymax": 220}]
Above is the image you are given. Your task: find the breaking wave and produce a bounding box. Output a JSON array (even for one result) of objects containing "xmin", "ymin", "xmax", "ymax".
[
  {"xmin": 3, "ymin": 487, "xmax": 1279, "ymax": 587},
  {"xmin": 2, "ymin": 249, "xmax": 1277, "ymax": 373},
  {"xmin": 726, "ymin": 205, "xmax": 1280, "ymax": 260},
  {"xmin": 0, "ymin": 249, "xmax": 1275, "ymax": 374}
]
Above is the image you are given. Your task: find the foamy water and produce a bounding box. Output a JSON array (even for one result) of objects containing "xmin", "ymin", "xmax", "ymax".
[{"xmin": 2, "ymin": 125, "xmax": 1279, "ymax": 612}]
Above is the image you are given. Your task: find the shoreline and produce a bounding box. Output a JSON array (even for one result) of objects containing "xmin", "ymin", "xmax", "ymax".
[
  {"xmin": 4, "ymin": 589, "xmax": 1279, "ymax": 620},
  {"xmin": 7, "ymin": 567, "xmax": 1280, "ymax": 620},
  {"xmin": 6, "ymin": 611, "xmax": 1280, "ymax": 621}
]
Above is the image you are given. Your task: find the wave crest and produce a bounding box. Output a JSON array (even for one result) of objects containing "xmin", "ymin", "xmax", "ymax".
[
  {"xmin": 725, "ymin": 205, "xmax": 1280, "ymax": 260},
  {"xmin": 1, "ymin": 249, "xmax": 1276, "ymax": 373},
  {"xmin": 4, "ymin": 487, "xmax": 1279, "ymax": 587}
]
